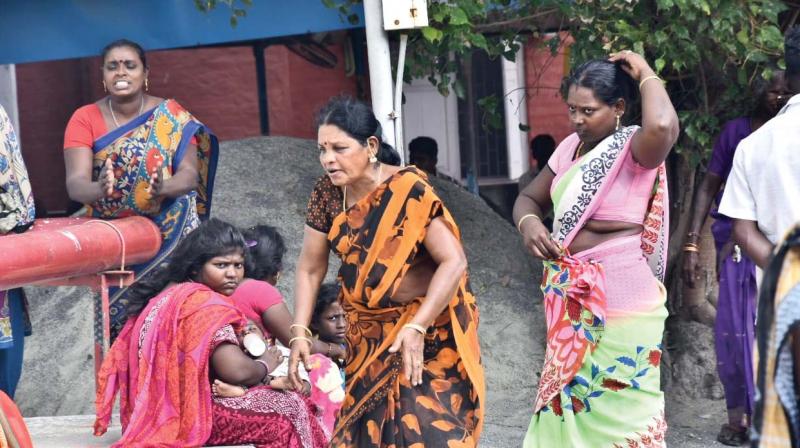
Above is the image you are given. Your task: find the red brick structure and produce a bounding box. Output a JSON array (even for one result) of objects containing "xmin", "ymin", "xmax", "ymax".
[
  {"xmin": 16, "ymin": 38, "xmax": 568, "ymax": 214},
  {"xmin": 524, "ymin": 34, "xmax": 573, "ymax": 147},
  {"xmin": 16, "ymin": 43, "xmax": 360, "ymax": 213}
]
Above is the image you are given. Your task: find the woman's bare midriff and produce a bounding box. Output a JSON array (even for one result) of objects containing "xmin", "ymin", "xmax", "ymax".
[
  {"xmin": 391, "ymin": 255, "xmax": 437, "ymax": 304},
  {"xmin": 566, "ymin": 219, "xmax": 643, "ymax": 255}
]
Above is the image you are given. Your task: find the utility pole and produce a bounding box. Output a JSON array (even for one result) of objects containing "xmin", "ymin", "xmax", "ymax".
[
  {"xmin": 0, "ymin": 64, "xmax": 20, "ymax": 136},
  {"xmin": 363, "ymin": 1, "xmax": 428, "ymax": 164},
  {"xmin": 363, "ymin": 1, "xmax": 396, "ymax": 150}
]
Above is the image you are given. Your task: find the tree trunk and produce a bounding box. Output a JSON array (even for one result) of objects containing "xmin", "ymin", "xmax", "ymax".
[{"xmin": 661, "ymin": 153, "xmax": 724, "ymax": 400}]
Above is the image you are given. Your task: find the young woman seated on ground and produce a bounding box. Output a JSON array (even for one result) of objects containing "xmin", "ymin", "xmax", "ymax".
[
  {"xmin": 213, "ymin": 224, "xmax": 344, "ymax": 432},
  {"xmin": 94, "ymin": 218, "xmax": 332, "ymax": 447},
  {"xmin": 228, "ymin": 225, "xmax": 347, "ymax": 357}
]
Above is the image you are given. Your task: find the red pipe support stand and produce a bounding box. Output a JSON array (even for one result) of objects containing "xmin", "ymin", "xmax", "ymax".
[{"xmin": 0, "ymin": 216, "xmax": 161, "ymax": 385}]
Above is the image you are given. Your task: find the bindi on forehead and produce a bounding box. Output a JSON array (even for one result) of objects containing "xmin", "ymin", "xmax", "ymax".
[{"xmin": 319, "ymin": 137, "xmax": 347, "ymax": 148}]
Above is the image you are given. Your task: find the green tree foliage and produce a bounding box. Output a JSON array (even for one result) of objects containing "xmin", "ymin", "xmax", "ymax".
[
  {"xmin": 194, "ymin": 0, "xmax": 252, "ymax": 27},
  {"xmin": 556, "ymin": 0, "xmax": 786, "ymax": 165},
  {"xmin": 326, "ymin": 0, "xmax": 787, "ymax": 164}
]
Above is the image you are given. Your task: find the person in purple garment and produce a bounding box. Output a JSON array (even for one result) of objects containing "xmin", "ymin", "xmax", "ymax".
[{"xmin": 682, "ymin": 69, "xmax": 791, "ymax": 446}]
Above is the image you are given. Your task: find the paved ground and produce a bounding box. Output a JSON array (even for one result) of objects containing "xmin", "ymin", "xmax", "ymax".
[
  {"xmin": 25, "ymin": 415, "xmax": 252, "ymax": 448},
  {"xmin": 27, "ymin": 400, "xmax": 726, "ymax": 448}
]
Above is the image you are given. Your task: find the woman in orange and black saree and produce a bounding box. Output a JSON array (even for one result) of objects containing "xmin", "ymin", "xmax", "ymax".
[
  {"xmin": 63, "ymin": 39, "xmax": 217, "ymax": 341},
  {"xmin": 287, "ymin": 97, "xmax": 485, "ymax": 447}
]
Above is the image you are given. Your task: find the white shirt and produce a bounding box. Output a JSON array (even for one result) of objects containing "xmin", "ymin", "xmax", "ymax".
[{"xmin": 719, "ymin": 94, "xmax": 800, "ymax": 245}]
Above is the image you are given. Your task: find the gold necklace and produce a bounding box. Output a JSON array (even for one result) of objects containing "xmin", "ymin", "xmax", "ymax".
[
  {"xmin": 573, "ymin": 141, "xmax": 586, "ymax": 161},
  {"xmin": 343, "ymin": 163, "xmax": 383, "ymax": 210},
  {"xmin": 108, "ymin": 94, "xmax": 145, "ymax": 128}
]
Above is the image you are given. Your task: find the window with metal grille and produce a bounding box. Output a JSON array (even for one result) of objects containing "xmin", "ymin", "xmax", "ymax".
[{"xmin": 457, "ymin": 49, "xmax": 508, "ymax": 179}]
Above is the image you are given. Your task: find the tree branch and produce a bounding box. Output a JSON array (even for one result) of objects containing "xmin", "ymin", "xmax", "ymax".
[{"xmin": 474, "ymin": 9, "xmax": 562, "ymax": 34}]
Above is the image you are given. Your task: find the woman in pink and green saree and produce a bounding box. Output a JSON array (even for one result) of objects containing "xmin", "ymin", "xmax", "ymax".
[{"xmin": 514, "ymin": 52, "xmax": 679, "ymax": 447}]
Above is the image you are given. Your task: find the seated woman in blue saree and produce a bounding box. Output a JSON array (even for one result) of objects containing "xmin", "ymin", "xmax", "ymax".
[{"xmin": 63, "ymin": 39, "xmax": 218, "ymax": 340}]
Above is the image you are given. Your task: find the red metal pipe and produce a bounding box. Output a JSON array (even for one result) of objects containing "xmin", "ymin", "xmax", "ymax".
[{"xmin": 0, "ymin": 216, "xmax": 161, "ymax": 290}]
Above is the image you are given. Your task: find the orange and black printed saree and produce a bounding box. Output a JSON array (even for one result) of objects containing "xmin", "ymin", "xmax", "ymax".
[{"xmin": 326, "ymin": 167, "xmax": 484, "ymax": 447}]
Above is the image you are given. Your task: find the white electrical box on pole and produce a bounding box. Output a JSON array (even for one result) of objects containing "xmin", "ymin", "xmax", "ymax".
[{"xmin": 382, "ymin": 0, "xmax": 429, "ymax": 30}]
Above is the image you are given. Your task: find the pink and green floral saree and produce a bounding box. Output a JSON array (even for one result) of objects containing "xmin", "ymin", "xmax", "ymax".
[{"xmin": 525, "ymin": 126, "xmax": 670, "ymax": 447}]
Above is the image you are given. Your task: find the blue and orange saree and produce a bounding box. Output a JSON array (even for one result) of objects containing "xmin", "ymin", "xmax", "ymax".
[{"xmin": 87, "ymin": 99, "xmax": 218, "ymax": 339}]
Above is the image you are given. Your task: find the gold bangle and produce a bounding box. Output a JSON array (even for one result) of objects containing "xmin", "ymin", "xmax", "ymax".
[
  {"xmin": 289, "ymin": 336, "xmax": 313, "ymax": 346},
  {"xmin": 517, "ymin": 213, "xmax": 542, "ymax": 232},
  {"xmin": 403, "ymin": 323, "xmax": 427, "ymax": 335},
  {"xmin": 683, "ymin": 246, "xmax": 699, "ymax": 253},
  {"xmin": 639, "ymin": 75, "xmax": 662, "ymax": 90},
  {"xmin": 290, "ymin": 324, "xmax": 313, "ymax": 337}
]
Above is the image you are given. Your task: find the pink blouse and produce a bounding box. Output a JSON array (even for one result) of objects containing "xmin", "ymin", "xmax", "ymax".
[
  {"xmin": 548, "ymin": 133, "xmax": 657, "ymax": 225},
  {"xmin": 228, "ymin": 279, "xmax": 285, "ymax": 337}
]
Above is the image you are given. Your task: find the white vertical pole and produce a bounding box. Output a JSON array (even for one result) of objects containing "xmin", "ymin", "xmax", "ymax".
[
  {"xmin": 0, "ymin": 64, "xmax": 21, "ymax": 139},
  {"xmin": 502, "ymin": 46, "xmax": 529, "ymax": 180},
  {"xmin": 393, "ymin": 34, "xmax": 408, "ymax": 163},
  {"xmin": 363, "ymin": 0, "xmax": 400, "ymax": 158}
]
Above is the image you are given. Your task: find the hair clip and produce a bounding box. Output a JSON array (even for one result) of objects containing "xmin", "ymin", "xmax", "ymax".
[{"xmin": 246, "ymin": 240, "xmax": 258, "ymax": 248}]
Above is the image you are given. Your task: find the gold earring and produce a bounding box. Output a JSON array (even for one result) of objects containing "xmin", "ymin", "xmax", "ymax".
[
  {"xmin": 102, "ymin": 81, "xmax": 107, "ymax": 93},
  {"xmin": 145, "ymin": 78, "xmax": 149, "ymax": 91},
  {"xmin": 615, "ymin": 115, "xmax": 621, "ymax": 131}
]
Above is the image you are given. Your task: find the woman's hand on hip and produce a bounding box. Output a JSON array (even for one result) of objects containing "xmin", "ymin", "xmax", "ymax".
[
  {"xmin": 520, "ymin": 218, "xmax": 562, "ymax": 260},
  {"xmin": 288, "ymin": 339, "xmax": 311, "ymax": 392},
  {"xmin": 388, "ymin": 327, "xmax": 425, "ymax": 386}
]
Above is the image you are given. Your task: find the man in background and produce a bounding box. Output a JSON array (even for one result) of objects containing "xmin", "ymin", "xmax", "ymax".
[
  {"xmin": 408, "ymin": 136, "xmax": 439, "ymax": 176},
  {"xmin": 517, "ymin": 134, "xmax": 556, "ymax": 192}
]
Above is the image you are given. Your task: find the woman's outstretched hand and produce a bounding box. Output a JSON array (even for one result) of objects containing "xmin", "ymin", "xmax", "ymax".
[
  {"xmin": 288, "ymin": 339, "xmax": 311, "ymax": 392},
  {"xmin": 98, "ymin": 158, "xmax": 115, "ymax": 198},
  {"xmin": 148, "ymin": 161, "xmax": 165, "ymax": 198},
  {"xmin": 388, "ymin": 327, "xmax": 425, "ymax": 386},
  {"xmin": 519, "ymin": 217, "xmax": 562, "ymax": 260}
]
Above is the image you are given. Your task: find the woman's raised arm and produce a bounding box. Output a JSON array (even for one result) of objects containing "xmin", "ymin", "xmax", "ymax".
[{"xmin": 609, "ymin": 51, "xmax": 679, "ymax": 169}]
